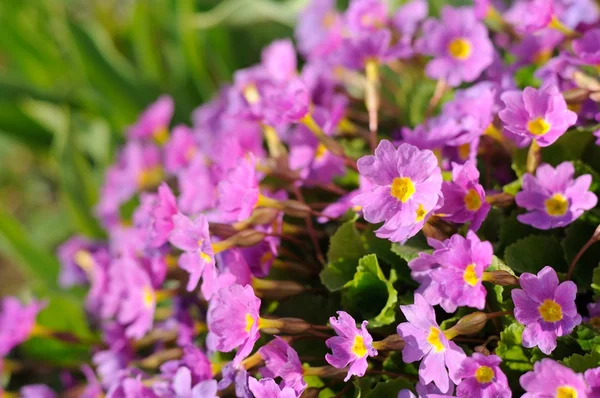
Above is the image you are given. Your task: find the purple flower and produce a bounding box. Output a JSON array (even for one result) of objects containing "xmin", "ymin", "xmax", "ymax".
[
  {"xmin": 515, "ymin": 162, "xmax": 597, "ymax": 229},
  {"xmin": 288, "ymin": 107, "xmax": 345, "ymax": 185},
  {"xmin": 171, "ymin": 367, "xmax": 218, "ymax": 398},
  {"xmin": 325, "ymin": 311, "xmax": 377, "ymax": 381},
  {"xmin": 505, "ymin": 0, "xmax": 554, "ymax": 34},
  {"xmin": 93, "ymin": 323, "xmax": 134, "ymax": 388},
  {"xmin": 438, "ymin": 161, "xmax": 491, "ymax": 231},
  {"xmin": 455, "ymin": 353, "xmax": 511, "ymax": 398},
  {"xmin": 177, "ymin": 156, "xmax": 218, "ymax": 215},
  {"xmin": 339, "ymin": 29, "xmax": 411, "ymax": 70},
  {"xmin": 396, "ymin": 294, "xmax": 466, "ymax": 393},
  {"xmin": 586, "ymin": 367, "xmax": 600, "ymax": 396},
  {"xmin": 107, "ymin": 375, "xmax": 159, "ymax": 398},
  {"xmin": 164, "ymin": 125, "xmax": 197, "ymax": 174},
  {"xmin": 295, "ymin": 0, "xmax": 342, "ymax": 59},
  {"xmin": 128, "ymin": 95, "xmax": 174, "ymax": 142},
  {"xmin": 512, "ymin": 266, "xmax": 581, "ymax": 354},
  {"xmin": 352, "ymin": 140, "xmax": 443, "ymax": 243},
  {"xmin": 168, "ymin": 213, "xmax": 216, "ymax": 294},
  {"xmin": 520, "ymin": 359, "xmax": 589, "ymax": 397},
  {"xmin": 499, "ymin": 85, "xmax": 577, "ymax": 148},
  {"xmin": 0, "ymin": 298, "xmax": 44, "ymax": 355},
  {"xmin": 573, "ymin": 28, "xmax": 600, "ymax": 65},
  {"xmin": 258, "ymin": 337, "xmax": 306, "ymax": 394},
  {"xmin": 416, "ymin": 6, "xmax": 493, "ymax": 86},
  {"xmin": 57, "ymin": 236, "xmax": 107, "ymax": 288},
  {"xmin": 261, "ymin": 39, "xmax": 298, "ymax": 84},
  {"xmin": 428, "ymin": 231, "xmax": 493, "ymax": 312},
  {"xmin": 345, "ymin": 0, "xmax": 388, "ymax": 34},
  {"xmin": 207, "ymin": 284, "xmax": 261, "ymax": 366},
  {"xmin": 392, "ymin": 0, "xmax": 428, "ymax": 37},
  {"xmin": 262, "ymin": 78, "xmax": 310, "ymax": 126},
  {"xmin": 218, "ymin": 362, "xmax": 251, "ymax": 398},
  {"xmin": 136, "ymin": 183, "xmax": 178, "ymax": 248},
  {"xmin": 248, "ymin": 377, "xmax": 299, "ymax": 398},
  {"xmin": 103, "ymin": 256, "xmax": 157, "ymax": 339},
  {"xmin": 20, "ymin": 385, "xmax": 56, "ymax": 398},
  {"xmin": 217, "ymin": 154, "xmax": 260, "ymax": 223}
]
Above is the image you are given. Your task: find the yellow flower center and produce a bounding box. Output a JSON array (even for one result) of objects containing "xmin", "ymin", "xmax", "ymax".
[
  {"xmin": 153, "ymin": 127, "xmax": 169, "ymax": 145},
  {"xmin": 527, "ymin": 117, "xmax": 551, "ymax": 136},
  {"xmin": 463, "ymin": 264, "xmax": 479, "ymax": 287},
  {"xmin": 315, "ymin": 143, "xmax": 327, "ymax": 160},
  {"xmin": 427, "ymin": 327, "xmax": 445, "ymax": 353},
  {"xmin": 484, "ymin": 123, "xmax": 503, "ymax": 142},
  {"xmin": 475, "ymin": 366, "xmax": 495, "ymax": 384},
  {"xmin": 351, "ymin": 335, "xmax": 368, "ymax": 358},
  {"xmin": 538, "ymin": 299, "xmax": 563, "ymax": 323},
  {"xmin": 74, "ymin": 250, "xmax": 94, "ymax": 272},
  {"xmin": 458, "ymin": 143, "xmax": 471, "ymax": 160},
  {"xmin": 415, "ymin": 204, "xmax": 427, "ymax": 222},
  {"xmin": 245, "ymin": 313, "xmax": 256, "ymax": 332},
  {"xmin": 448, "ymin": 38, "xmax": 472, "ymax": 60},
  {"xmin": 464, "ymin": 188, "xmax": 482, "ymax": 212},
  {"xmin": 556, "ymin": 386, "xmax": 578, "ymax": 398},
  {"xmin": 545, "ymin": 193, "xmax": 568, "ymax": 217},
  {"xmin": 200, "ymin": 252, "xmax": 212, "ymax": 263},
  {"xmin": 137, "ymin": 166, "xmax": 164, "ymax": 190},
  {"xmin": 142, "ymin": 286, "xmax": 155, "ymax": 309},
  {"xmin": 390, "ymin": 177, "xmax": 416, "ymax": 203},
  {"xmin": 243, "ymin": 84, "xmax": 261, "ymax": 105}
]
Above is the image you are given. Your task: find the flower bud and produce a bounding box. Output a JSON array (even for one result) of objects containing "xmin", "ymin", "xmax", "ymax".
[
  {"xmin": 485, "ymin": 192, "xmax": 515, "ymax": 207},
  {"xmin": 230, "ymin": 229, "xmax": 266, "ymax": 247},
  {"xmin": 371, "ymin": 334, "xmax": 405, "ymax": 351},
  {"xmin": 252, "ymin": 278, "xmax": 305, "ymax": 300},
  {"xmin": 281, "ymin": 200, "xmax": 312, "ymax": 218},
  {"xmin": 482, "ymin": 270, "xmax": 519, "ymax": 286},
  {"xmin": 446, "ymin": 311, "xmax": 488, "ymax": 337},
  {"xmin": 303, "ymin": 365, "xmax": 347, "ymax": 379}
]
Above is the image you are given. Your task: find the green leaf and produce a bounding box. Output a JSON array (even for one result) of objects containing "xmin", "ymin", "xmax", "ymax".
[
  {"xmin": 592, "ymin": 265, "xmax": 600, "ymax": 298},
  {"xmin": 496, "ymin": 323, "xmax": 533, "ymax": 372},
  {"xmin": 575, "ymin": 325, "xmax": 600, "ymax": 353},
  {"xmin": 562, "ymin": 220, "xmax": 600, "ymax": 288},
  {"xmin": 488, "ymin": 255, "xmax": 516, "ymax": 274},
  {"xmin": 320, "ymin": 220, "xmax": 368, "ymax": 291},
  {"xmin": 390, "ymin": 233, "xmax": 430, "ymax": 262},
  {"xmin": 0, "ymin": 207, "xmax": 60, "ymax": 292},
  {"xmin": 363, "ymin": 377, "xmax": 413, "ymax": 398},
  {"xmin": 0, "ymin": 101, "xmax": 54, "ymax": 150},
  {"xmin": 504, "ymin": 235, "xmax": 566, "ymax": 274},
  {"xmin": 503, "ymin": 178, "xmax": 522, "ymax": 195},
  {"xmin": 342, "ymin": 254, "xmax": 398, "ymax": 327},
  {"xmin": 562, "ymin": 352, "xmax": 600, "ymax": 372},
  {"xmin": 572, "ymin": 160, "xmax": 600, "ymax": 196},
  {"xmin": 542, "ymin": 129, "xmax": 594, "ymax": 167}
]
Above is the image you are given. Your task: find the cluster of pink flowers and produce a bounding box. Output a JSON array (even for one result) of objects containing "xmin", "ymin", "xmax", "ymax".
[{"xmin": 4, "ymin": 0, "xmax": 600, "ymax": 397}]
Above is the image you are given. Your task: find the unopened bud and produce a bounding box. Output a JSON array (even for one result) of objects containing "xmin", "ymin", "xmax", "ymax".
[
  {"xmin": 259, "ymin": 317, "xmax": 313, "ymax": 335},
  {"xmin": 303, "ymin": 365, "xmax": 347, "ymax": 379},
  {"xmin": 423, "ymin": 216, "xmax": 456, "ymax": 241},
  {"xmin": 281, "ymin": 200, "xmax": 312, "ymax": 218},
  {"xmin": 230, "ymin": 229, "xmax": 266, "ymax": 247},
  {"xmin": 482, "ymin": 270, "xmax": 519, "ymax": 286},
  {"xmin": 447, "ymin": 311, "xmax": 488, "ymax": 337},
  {"xmin": 249, "ymin": 208, "xmax": 281, "ymax": 226},
  {"xmin": 371, "ymin": 334, "xmax": 405, "ymax": 351},
  {"xmin": 252, "ymin": 278, "xmax": 305, "ymax": 300},
  {"xmin": 485, "ymin": 192, "xmax": 515, "ymax": 208},
  {"xmin": 209, "ymin": 223, "xmax": 237, "ymax": 238}
]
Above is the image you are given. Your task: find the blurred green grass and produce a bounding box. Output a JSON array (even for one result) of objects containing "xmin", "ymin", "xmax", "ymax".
[{"xmin": 0, "ymin": 0, "xmax": 307, "ymax": 295}]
